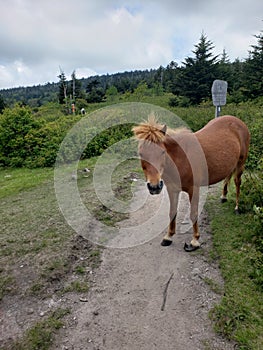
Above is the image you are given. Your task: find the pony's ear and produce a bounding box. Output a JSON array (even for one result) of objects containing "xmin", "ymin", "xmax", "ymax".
[{"xmin": 160, "ymin": 124, "xmax": 167, "ymax": 135}]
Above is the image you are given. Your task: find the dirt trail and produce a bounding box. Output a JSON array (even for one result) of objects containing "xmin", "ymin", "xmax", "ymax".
[{"xmin": 52, "ymin": 188, "xmax": 235, "ymax": 350}]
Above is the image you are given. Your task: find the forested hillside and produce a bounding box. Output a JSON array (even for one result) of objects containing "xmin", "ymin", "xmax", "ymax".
[{"xmin": 0, "ymin": 31, "xmax": 262, "ymax": 109}]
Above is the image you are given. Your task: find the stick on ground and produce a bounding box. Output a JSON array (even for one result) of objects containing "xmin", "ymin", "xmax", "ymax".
[{"xmin": 161, "ymin": 272, "xmax": 174, "ymax": 311}]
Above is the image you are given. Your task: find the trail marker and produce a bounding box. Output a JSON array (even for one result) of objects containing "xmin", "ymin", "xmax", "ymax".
[{"xmin": 211, "ymin": 80, "xmax": 228, "ymax": 117}]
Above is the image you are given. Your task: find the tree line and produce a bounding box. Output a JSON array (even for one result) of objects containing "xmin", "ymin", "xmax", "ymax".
[{"xmin": 0, "ymin": 30, "xmax": 262, "ymax": 110}]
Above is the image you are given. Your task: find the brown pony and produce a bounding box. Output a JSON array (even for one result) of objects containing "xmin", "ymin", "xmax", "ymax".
[{"xmin": 133, "ymin": 115, "xmax": 250, "ymax": 251}]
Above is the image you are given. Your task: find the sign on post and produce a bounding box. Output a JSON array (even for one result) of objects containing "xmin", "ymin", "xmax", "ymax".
[{"xmin": 211, "ymin": 80, "xmax": 228, "ymax": 117}]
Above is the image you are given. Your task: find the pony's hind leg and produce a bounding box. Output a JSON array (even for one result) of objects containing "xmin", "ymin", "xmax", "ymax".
[
  {"xmin": 234, "ymin": 165, "xmax": 244, "ymax": 214},
  {"xmin": 220, "ymin": 174, "xmax": 232, "ymax": 203}
]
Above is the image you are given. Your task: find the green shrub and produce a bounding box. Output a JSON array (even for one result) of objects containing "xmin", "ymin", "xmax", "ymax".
[
  {"xmin": 240, "ymin": 161, "xmax": 263, "ymax": 291},
  {"xmin": 168, "ymin": 96, "xmax": 191, "ymax": 108},
  {"xmin": 0, "ymin": 100, "xmax": 262, "ymax": 171},
  {"xmin": 0, "ymin": 105, "xmax": 81, "ymax": 168},
  {"xmin": 247, "ymin": 205, "xmax": 263, "ymax": 291},
  {"xmin": 82, "ymin": 124, "xmax": 133, "ymax": 159},
  {"xmin": 25, "ymin": 116, "xmax": 79, "ymax": 167},
  {"xmin": 0, "ymin": 105, "xmax": 41, "ymax": 167},
  {"xmin": 246, "ymin": 118, "xmax": 263, "ymax": 170},
  {"xmin": 240, "ymin": 161, "xmax": 263, "ymax": 212},
  {"xmin": 253, "ymin": 205, "xmax": 263, "ymax": 237}
]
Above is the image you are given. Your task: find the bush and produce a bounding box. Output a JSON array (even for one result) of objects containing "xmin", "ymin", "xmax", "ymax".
[
  {"xmin": 0, "ymin": 104, "xmax": 134, "ymax": 168},
  {"xmin": 0, "ymin": 105, "xmax": 41, "ymax": 167},
  {"xmin": 168, "ymin": 95, "xmax": 191, "ymax": 108},
  {"xmin": 246, "ymin": 118, "xmax": 263, "ymax": 170},
  {"xmin": 25, "ymin": 116, "xmax": 81, "ymax": 167},
  {"xmin": 0, "ymin": 105, "xmax": 82, "ymax": 168},
  {"xmin": 240, "ymin": 161, "xmax": 263, "ymax": 290},
  {"xmin": 0, "ymin": 100, "xmax": 262, "ymax": 171},
  {"xmin": 240, "ymin": 160, "xmax": 263, "ymax": 212},
  {"xmin": 82, "ymin": 124, "xmax": 133, "ymax": 159}
]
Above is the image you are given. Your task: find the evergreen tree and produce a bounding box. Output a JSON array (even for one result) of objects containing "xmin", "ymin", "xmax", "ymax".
[
  {"xmin": 0, "ymin": 94, "xmax": 6, "ymax": 114},
  {"xmin": 225, "ymin": 58, "xmax": 247, "ymax": 103},
  {"xmin": 221, "ymin": 48, "xmax": 230, "ymax": 64},
  {"xmin": 86, "ymin": 79, "xmax": 105, "ymax": 103},
  {"xmin": 217, "ymin": 49, "xmax": 234, "ymax": 89},
  {"xmin": 243, "ymin": 30, "xmax": 263, "ymax": 98},
  {"xmin": 164, "ymin": 61, "xmax": 181, "ymax": 94},
  {"xmin": 57, "ymin": 69, "xmax": 68, "ymax": 105},
  {"xmin": 179, "ymin": 33, "xmax": 219, "ymax": 104},
  {"xmin": 154, "ymin": 66, "xmax": 165, "ymax": 89}
]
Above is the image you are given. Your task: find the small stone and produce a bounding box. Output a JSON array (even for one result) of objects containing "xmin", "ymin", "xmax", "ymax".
[
  {"xmin": 79, "ymin": 297, "xmax": 88, "ymax": 302},
  {"xmin": 192, "ymin": 268, "xmax": 201, "ymax": 276},
  {"xmin": 27, "ymin": 308, "xmax": 34, "ymax": 315}
]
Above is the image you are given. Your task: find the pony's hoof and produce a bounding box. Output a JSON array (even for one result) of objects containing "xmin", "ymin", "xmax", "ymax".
[
  {"xmin": 184, "ymin": 242, "xmax": 200, "ymax": 252},
  {"xmin": 220, "ymin": 197, "xmax": 227, "ymax": 203},
  {"xmin": 161, "ymin": 239, "xmax": 172, "ymax": 246},
  {"xmin": 235, "ymin": 208, "xmax": 241, "ymax": 215}
]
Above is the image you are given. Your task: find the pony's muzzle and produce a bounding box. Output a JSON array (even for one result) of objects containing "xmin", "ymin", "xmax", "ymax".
[{"xmin": 147, "ymin": 180, "xmax": 164, "ymax": 195}]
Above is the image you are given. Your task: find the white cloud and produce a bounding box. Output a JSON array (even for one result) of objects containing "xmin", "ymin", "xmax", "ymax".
[{"xmin": 0, "ymin": 0, "xmax": 262, "ymax": 89}]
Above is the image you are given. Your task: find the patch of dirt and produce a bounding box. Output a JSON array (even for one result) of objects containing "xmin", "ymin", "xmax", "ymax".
[
  {"xmin": 1, "ymin": 183, "xmax": 237, "ymax": 350},
  {"xmin": 49, "ymin": 186, "xmax": 236, "ymax": 350},
  {"xmin": 0, "ymin": 235, "xmax": 101, "ymax": 349}
]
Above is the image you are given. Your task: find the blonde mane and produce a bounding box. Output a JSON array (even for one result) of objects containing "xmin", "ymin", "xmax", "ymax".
[{"xmin": 132, "ymin": 115, "xmax": 189, "ymax": 143}]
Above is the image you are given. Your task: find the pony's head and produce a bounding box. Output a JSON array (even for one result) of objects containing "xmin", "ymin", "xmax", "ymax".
[{"xmin": 133, "ymin": 117, "xmax": 167, "ymax": 195}]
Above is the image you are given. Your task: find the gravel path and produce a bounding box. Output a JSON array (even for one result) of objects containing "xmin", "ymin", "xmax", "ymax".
[{"xmin": 51, "ymin": 187, "xmax": 236, "ymax": 350}]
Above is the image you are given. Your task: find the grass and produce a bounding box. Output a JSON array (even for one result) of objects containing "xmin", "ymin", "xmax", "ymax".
[
  {"xmin": 9, "ymin": 308, "xmax": 70, "ymax": 350},
  {"xmin": 0, "ymin": 167, "xmax": 53, "ymax": 199},
  {"xmin": 62, "ymin": 280, "xmax": 89, "ymax": 293},
  {"xmin": 0, "ymin": 156, "xmax": 138, "ymax": 295},
  {"xmin": 206, "ymin": 185, "xmax": 263, "ymax": 350},
  {"xmin": 203, "ymin": 277, "xmax": 224, "ymax": 295},
  {"xmin": 0, "ymin": 156, "xmax": 141, "ymax": 349}
]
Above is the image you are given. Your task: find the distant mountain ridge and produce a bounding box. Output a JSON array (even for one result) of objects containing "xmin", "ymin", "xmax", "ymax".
[{"xmin": 0, "ymin": 69, "xmax": 157, "ymax": 107}]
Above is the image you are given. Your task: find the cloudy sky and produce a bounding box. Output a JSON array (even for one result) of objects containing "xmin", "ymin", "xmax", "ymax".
[{"xmin": 0, "ymin": 0, "xmax": 262, "ymax": 89}]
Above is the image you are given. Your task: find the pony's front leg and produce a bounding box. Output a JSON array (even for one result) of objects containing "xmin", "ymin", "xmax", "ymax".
[
  {"xmin": 161, "ymin": 189, "xmax": 179, "ymax": 246},
  {"xmin": 184, "ymin": 187, "xmax": 201, "ymax": 252}
]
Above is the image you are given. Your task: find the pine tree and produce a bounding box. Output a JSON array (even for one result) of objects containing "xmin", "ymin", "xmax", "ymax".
[
  {"xmin": 86, "ymin": 79, "xmax": 105, "ymax": 103},
  {"xmin": 0, "ymin": 94, "xmax": 6, "ymax": 114},
  {"xmin": 243, "ymin": 30, "xmax": 263, "ymax": 98},
  {"xmin": 179, "ymin": 33, "xmax": 219, "ymax": 104},
  {"xmin": 164, "ymin": 61, "xmax": 180, "ymax": 94},
  {"xmin": 57, "ymin": 69, "xmax": 68, "ymax": 105},
  {"xmin": 220, "ymin": 48, "xmax": 230, "ymax": 64},
  {"xmin": 217, "ymin": 49, "xmax": 233, "ymax": 88}
]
